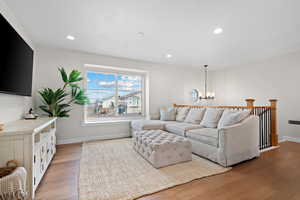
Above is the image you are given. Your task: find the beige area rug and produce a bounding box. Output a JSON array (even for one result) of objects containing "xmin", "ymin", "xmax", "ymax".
[{"xmin": 79, "ymin": 138, "xmax": 231, "ymax": 200}]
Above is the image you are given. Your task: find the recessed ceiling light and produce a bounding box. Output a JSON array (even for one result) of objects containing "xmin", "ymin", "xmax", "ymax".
[
  {"xmin": 165, "ymin": 54, "xmax": 173, "ymax": 58},
  {"xmin": 137, "ymin": 32, "xmax": 144, "ymax": 37},
  {"xmin": 66, "ymin": 35, "xmax": 75, "ymax": 40},
  {"xmin": 213, "ymin": 28, "xmax": 223, "ymax": 35}
]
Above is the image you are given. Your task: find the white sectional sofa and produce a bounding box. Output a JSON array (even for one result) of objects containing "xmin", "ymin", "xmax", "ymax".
[{"xmin": 131, "ymin": 107, "xmax": 260, "ymax": 167}]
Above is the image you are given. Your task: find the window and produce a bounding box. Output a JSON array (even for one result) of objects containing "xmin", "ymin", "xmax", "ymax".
[{"xmin": 85, "ymin": 69, "xmax": 145, "ymax": 122}]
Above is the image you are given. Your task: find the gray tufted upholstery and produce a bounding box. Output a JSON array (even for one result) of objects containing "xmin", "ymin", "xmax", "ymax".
[{"xmin": 133, "ymin": 130, "xmax": 192, "ymax": 168}]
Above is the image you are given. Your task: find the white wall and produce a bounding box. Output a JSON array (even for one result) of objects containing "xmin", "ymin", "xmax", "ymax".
[
  {"xmin": 0, "ymin": 0, "xmax": 35, "ymax": 123},
  {"xmin": 34, "ymin": 46, "xmax": 205, "ymax": 144},
  {"xmin": 213, "ymin": 50, "xmax": 300, "ymax": 139}
]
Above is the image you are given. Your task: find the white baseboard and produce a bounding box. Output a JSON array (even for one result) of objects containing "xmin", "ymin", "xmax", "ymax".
[
  {"xmin": 57, "ymin": 133, "xmax": 130, "ymax": 145},
  {"xmin": 279, "ymin": 136, "xmax": 300, "ymax": 144},
  {"xmin": 260, "ymin": 146, "xmax": 279, "ymax": 153}
]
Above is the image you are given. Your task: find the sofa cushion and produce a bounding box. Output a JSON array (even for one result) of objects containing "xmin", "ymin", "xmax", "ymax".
[
  {"xmin": 160, "ymin": 107, "xmax": 176, "ymax": 121},
  {"xmin": 218, "ymin": 109, "xmax": 251, "ymax": 129},
  {"xmin": 184, "ymin": 108, "xmax": 206, "ymax": 124},
  {"xmin": 175, "ymin": 107, "xmax": 190, "ymax": 122},
  {"xmin": 186, "ymin": 128, "xmax": 219, "ymax": 147},
  {"xmin": 165, "ymin": 122, "xmax": 203, "ymax": 136},
  {"xmin": 131, "ymin": 120, "xmax": 166, "ymax": 131},
  {"xmin": 200, "ymin": 108, "xmax": 224, "ymax": 128}
]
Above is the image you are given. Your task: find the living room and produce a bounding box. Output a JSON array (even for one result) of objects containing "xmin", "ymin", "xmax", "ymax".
[{"xmin": 0, "ymin": 0, "xmax": 300, "ymax": 200}]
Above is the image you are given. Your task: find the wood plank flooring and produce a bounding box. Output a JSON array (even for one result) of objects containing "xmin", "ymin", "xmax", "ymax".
[{"xmin": 35, "ymin": 141, "xmax": 300, "ymax": 200}]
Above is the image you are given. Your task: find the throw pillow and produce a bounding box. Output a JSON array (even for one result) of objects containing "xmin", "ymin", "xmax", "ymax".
[
  {"xmin": 160, "ymin": 107, "xmax": 176, "ymax": 121},
  {"xmin": 176, "ymin": 107, "xmax": 190, "ymax": 122},
  {"xmin": 200, "ymin": 108, "xmax": 224, "ymax": 128},
  {"xmin": 218, "ymin": 109, "xmax": 251, "ymax": 129},
  {"xmin": 184, "ymin": 108, "xmax": 206, "ymax": 124}
]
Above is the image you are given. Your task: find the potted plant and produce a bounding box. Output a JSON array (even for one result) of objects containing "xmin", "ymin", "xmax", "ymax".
[{"xmin": 38, "ymin": 68, "xmax": 88, "ymax": 117}]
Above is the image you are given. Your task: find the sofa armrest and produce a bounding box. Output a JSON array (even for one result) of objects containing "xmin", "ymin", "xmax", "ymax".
[
  {"xmin": 218, "ymin": 115, "xmax": 260, "ymax": 166},
  {"xmin": 219, "ymin": 115, "xmax": 258, "ymax": 131}
]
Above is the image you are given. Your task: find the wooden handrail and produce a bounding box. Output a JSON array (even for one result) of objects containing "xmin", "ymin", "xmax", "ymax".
[
  {"xmin": 174, "ymin": 98, "xmax": 278, "ymax": 148},
  {"xmin": 252, "ymin": 106, "xmax": 272, "ymax": 109}
]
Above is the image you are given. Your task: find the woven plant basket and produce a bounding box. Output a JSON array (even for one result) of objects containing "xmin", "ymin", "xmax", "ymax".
[{"xmin": 0, "ymin": 160, "xmax": 27, "ymax": 200}]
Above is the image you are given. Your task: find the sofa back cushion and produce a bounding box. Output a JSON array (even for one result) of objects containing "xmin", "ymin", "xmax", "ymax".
[
  {"xmin": 160, "ymin": 107, "xmax": 176, "ymax": 121},
  {"xmin": 200, "ymin": 108, "xmax": 224, "ymax": 128},
  {"xmin": 218, "ymin": 109, "xmax": 251, "ymax": 128},
  {"xmin": 184, "ymin": 108, "xmax": 206, "ymax": 124},
  {"xmin": 176, "ymin": 107, "xmax": 190, "ymax": 122}
]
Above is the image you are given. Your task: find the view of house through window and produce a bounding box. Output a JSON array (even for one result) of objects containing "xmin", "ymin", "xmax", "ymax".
[{"xmin": 85, "ymin": 71, "xmax": 144, "ymax": 121}]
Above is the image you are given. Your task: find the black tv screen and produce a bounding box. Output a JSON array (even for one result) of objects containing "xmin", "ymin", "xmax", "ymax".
[{"xmin": 0, "ymin": 13, "xmax": 34, "ymax": 96}]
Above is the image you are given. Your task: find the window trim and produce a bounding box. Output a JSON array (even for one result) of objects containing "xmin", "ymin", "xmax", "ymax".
[{"xmin": 83, "ymin": 64, "xmax": 149, "ymax": 124}]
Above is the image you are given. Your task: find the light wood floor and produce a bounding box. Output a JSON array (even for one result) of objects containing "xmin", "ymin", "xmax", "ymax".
[{"xmin": 36, "ymin": 141, "xmax": 300, "ymax": 200}]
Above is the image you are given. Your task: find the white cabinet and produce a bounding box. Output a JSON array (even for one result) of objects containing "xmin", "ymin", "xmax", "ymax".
[
  {"xmin": 0, "ymin": 117, "xmax": 57, "ymax": 199},
  {"xmin": 33, "ymin": 126, "xmax": 56, "ymax": 191}
]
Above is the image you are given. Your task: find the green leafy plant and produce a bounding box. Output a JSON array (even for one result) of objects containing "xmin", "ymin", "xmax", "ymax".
[{"xmin": 38, "ymin": 68, "xmax": 88, "ymax": 117}]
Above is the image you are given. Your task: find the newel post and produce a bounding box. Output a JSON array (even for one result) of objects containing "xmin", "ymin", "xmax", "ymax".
[
  {"xmin": 245, "ymin": 99, "xmax": 255, "ymax": 113},
  {"xmin": 269, "ymin": 99, "xmax": 278, "ymax": 146}
]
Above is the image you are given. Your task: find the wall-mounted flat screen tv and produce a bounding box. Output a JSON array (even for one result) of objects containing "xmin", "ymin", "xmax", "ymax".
[{"xmin": 0, "ymin": 13, "xmax": 34, "ymax": 97}]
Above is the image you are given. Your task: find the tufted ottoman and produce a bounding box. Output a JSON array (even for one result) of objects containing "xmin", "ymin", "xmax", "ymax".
[{"xmin": 133, "ymin": 130, "xmax": 192, "ymax": 168}]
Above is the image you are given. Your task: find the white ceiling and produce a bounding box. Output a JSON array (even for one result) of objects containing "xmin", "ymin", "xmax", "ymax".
[{"xmin": 4, "ymin": 0, "xmax": 300, "ymax": 69}]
